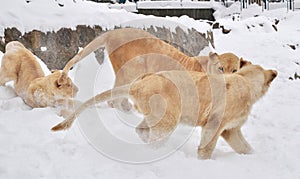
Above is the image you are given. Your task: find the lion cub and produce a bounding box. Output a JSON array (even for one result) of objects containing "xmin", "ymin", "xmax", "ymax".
[
  {"xmin": 0, "ymin": 41, "xmax": 78, "ymax": 115},
  {"xmin": 52, "ymin": 64, "xmax": 277, "ymax": 159}
]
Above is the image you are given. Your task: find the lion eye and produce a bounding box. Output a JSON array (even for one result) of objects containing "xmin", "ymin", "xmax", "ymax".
[
  {"xmin": 218, "ymin": 67, "xmax": 224, "ymax": 72},
  {"xmin": 232, "ymin": 69, "xmax": 237, "ymax": 73}
]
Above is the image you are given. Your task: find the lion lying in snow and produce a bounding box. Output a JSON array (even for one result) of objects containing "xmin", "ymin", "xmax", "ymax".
[
  {"xmin": 58, "ymin": 27, "xmax": 247, "ymax": 111},
  {"xmin": 0, "ymin": 41, "xmax": 78, "ymax": 116},
  {"xmin": 52, "ymin": 63, "xmax": 277, "ymax": 159}
]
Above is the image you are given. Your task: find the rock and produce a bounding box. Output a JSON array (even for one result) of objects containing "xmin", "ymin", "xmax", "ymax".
[
  {"xmin": 1, "ymin": 25, "xmax": 211, "ymax": 70},
  {"xmin": 3, "ymin": 27, "xmax": 22, "ymax": 43},
  {"xmin": 212, "ymin": 22, "xmax": 220, "ymax": 29}
]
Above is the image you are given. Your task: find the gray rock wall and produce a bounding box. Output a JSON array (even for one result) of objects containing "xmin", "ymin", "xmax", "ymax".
[{"xmin": 1, "ymin": 25, "xmax": 212, "ymax": 70}]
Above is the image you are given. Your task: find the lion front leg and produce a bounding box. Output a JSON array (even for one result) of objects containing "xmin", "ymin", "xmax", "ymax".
[
  {"xmin": 0, "ymin": 71, "xmax": 6, "ymax": 86},
  {"xmin": 55, "ymin": 98, "xmax": 81, "ymax": 118},
  {"xmin": 0, "ymin": 68, "xmax": 15, "ymax": 86},
  {"xmin": 221, "ymin": 128, "xmax": 253, "ymax": 155}
]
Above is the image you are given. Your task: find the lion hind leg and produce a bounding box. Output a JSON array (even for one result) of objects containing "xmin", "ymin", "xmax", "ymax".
[
  {"xmin": 199, "ymin": 113, "xmax": 223, "ymax": 149},
  {"xmin": 221, "ymin": 128, "xmax": 253, "ymax": 154},
  {"xmin": 135, "ymin": 119, "xmax": 150, "ymax": 143},
  {"xmin": 136, "ymin": 94, "xmax": 178, "ymax": 143},
  {"xmin": 107, "ymin": 98, "xmax": 133, "ymax": 113},
  {"xmin": 137, "ymin": 117, "xmax": 177, "ymax": 143},
  {"xmin": 198, "ymin": 114, "xmax": 224, "ymax": 159},
  {"xmin": 198, "ymin": 134, "xmax": 219, "ymax": 160}
]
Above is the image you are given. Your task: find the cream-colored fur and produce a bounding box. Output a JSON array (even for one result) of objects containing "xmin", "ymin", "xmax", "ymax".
[
  {"xmin": 0, "ymin": 41, "xmax": 78, "ymax": 115},
  {"xmin": 52, "ymin": 64, "xmax": 277, "ymax": 159},
  {"xmin": 58, "ymin": 28, "xmax": 244, "ymax": 111}
]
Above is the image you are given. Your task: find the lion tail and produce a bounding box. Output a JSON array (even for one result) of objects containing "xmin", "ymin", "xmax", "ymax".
[
  {"xmin": 51, "ymin": 84, "xmax": 131, "ymax": 131},
  {"xmin": 58, "ymin": 33, "xmax": 108, "ymax": 85}
]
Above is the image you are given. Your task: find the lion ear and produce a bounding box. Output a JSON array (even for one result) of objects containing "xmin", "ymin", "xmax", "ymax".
[
  {"xmin": 57, "ymin": 73, "xmax": 68, "ymax": 86},
  {"xmin": 266, "ymin": 69, "xmax": 278, "ymax": 85},
  {"xmin": 240, "ymin": 58, "xmax": 251, "ymax": 68},
  {"xmin": 208, "ymin": 52, "xmax": 219, "ymax": 62}
]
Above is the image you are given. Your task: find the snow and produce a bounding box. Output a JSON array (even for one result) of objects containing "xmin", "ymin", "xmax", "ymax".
[
  {"xmin": 0, "ymin": 1, "xmax": 300, "ymax": 178},
  {"xmin": 109, "ymin": 2, "xmax": 138, "ymax": 12},
  {"xmin": 0, "ymin": 0, "xmax": 212, "ymax": 37},
  {"xmin": 0, "ymin": 0, "xmax": 142, "ymax": 35}
]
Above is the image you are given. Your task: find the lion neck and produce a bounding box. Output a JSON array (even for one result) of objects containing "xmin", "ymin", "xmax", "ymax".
[{"xmin": 180, "ymin": 56, "xmax": 203, "ymax": 72}]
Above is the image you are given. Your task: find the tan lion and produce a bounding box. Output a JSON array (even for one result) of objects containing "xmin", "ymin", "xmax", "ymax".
[
  {"xmin": 0, "ymin": 41, "xmax": 78, "ymax": 115},
  {"xmin": 52, "ymin": 63, "xmax": 277, "ymax": 159},
  {"xmin": 58, "ymin": 28, "xmax": 246, "ymax": 111}
]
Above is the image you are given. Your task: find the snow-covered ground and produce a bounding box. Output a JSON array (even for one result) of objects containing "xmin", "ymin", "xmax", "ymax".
[{"xmin": 0, "ymin": 0, "xmax": 300, "ymax": 178}]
